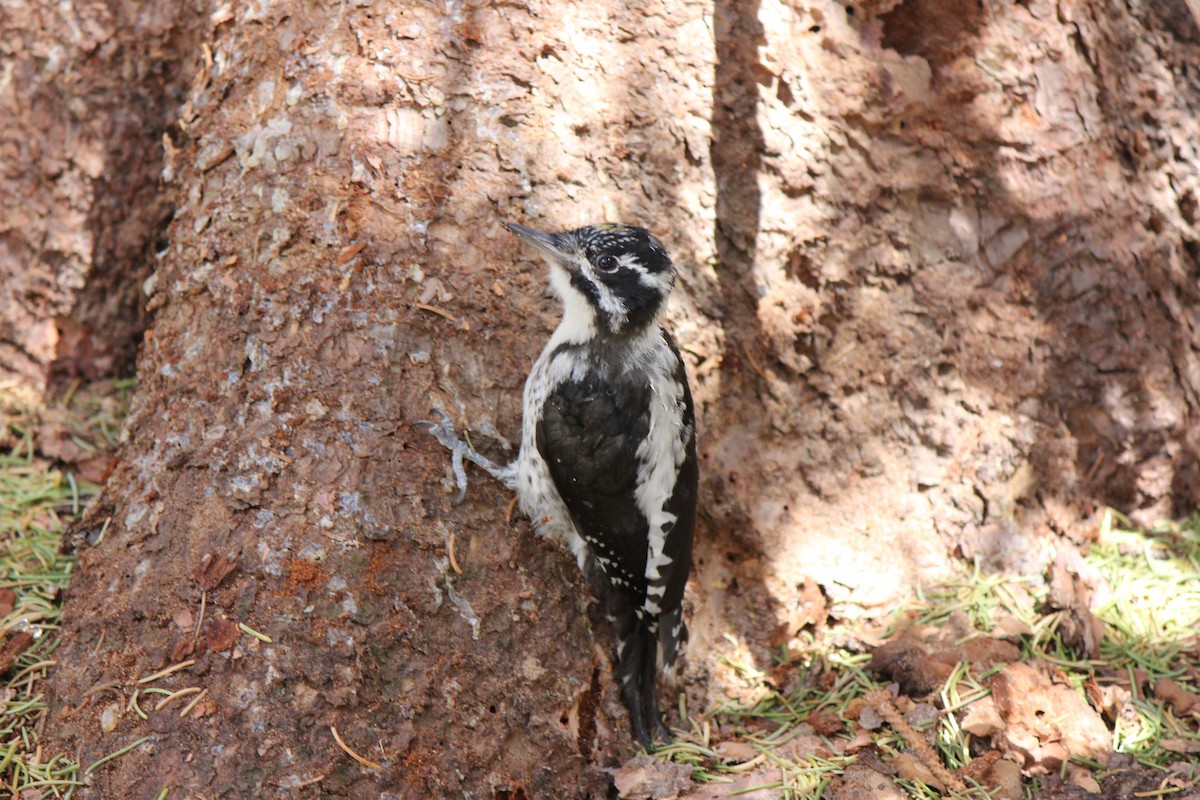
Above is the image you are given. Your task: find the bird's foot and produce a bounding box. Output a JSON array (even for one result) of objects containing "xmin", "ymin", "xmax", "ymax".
[
  {"xmin": 415, "ymin": 410, "xmax": 471, "ymax": 505},
  {"xmin": 416, "ymin": 409, "xmax": 514, "ymax": 504}
]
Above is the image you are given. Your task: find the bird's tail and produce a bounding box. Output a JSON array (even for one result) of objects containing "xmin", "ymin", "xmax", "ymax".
[
  {"xmin": 657, "ymin": 604, "xmax": 688, "ymax": 681},
  {"xmin": 617, "ymin": 607, "xmax": 687, "ymax": 749}
]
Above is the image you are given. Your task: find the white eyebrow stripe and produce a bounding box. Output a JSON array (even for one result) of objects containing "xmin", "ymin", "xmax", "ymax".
[
  {"xmin": 617, "ymin": 253, "xmax": 644, "ymax": 272},
  {"xmin": 613, "ymin": 253, "xmax": 673, "ymax": 293}
]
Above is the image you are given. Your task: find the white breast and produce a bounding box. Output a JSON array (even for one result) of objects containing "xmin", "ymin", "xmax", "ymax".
[{"xmin": 515, "ymin": 341, "xmax": 590, "ymax": 565}]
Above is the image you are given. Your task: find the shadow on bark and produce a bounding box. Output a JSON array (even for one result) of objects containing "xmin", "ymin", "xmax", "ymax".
[
  {"xmin": 875, "ymin": 0, "xmax": 1200, "ymax": 543},
  {"xmin": 689, "ymin": 0, "xmax": 1200, "ymax": 688}
]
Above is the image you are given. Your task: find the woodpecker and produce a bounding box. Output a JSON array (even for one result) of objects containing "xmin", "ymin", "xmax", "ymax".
[{"xmin": 422, "ymin": 220, "xmax": 698, "ymax": 748}]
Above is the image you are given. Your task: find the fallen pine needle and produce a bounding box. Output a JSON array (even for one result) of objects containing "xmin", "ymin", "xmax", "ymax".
[
  {"xmin": 61, "ymin": 378, "xmax": 82, "ymax": 408},
  {"xmin": 85, "ymin": 736, "xmax": 151, "ymax": 775},
  {"xmin": 137, "ymin": 659, "xmax": 196, "ymax": 685},
  {"xmin": 80, "ymin": 680, "xmax": 122, "ymax": 700},
  {"xmin": 7, "ymin": 659, "xmax": 55, "ymax": 686},
  {"xmin": 94, "ymin": 515, "xmax": 112, "ymax": 546},
  {"xmin": 448, "ymin": 532, "xmax": 462, "ymax": 575},
  {"xmin": 725, "ymin": 753, "xmax": 767, "ymax": 773},
  {"xmin": 238, "ymin": 622, "xmax": 272, "ymax": 643},
  {"xmin": 179, "ymin": 687, "xmax": 209, "ymax": 718},
  {"xmin": 740, "ymin": 341, "xmax": 770, "ymax": 383},
  {"xmin": 0, "ymin": 579, "xmax": 67, "ymax": 589},
  {"xmin": 0, "ymin": 740, "xmax": 17, "ymax": 773},
  {"xmin": 331, "ymin": 726, "xmax": 382, "ymax": 770},
  {"xmin": 413, "ymin": 303, "xmax": 459, "ymax": 324},
  {"xmin": 3, "ymin": 610, "xmax": 49, "ymax": 628},
  {"xmin": 154, "ymin": 686, "xmax": 203, "ymax": 711},
  {"xmin": 128, "ymin": 689, "xmax": 147, "ymax": 720},
  {"xmin": 1133, "ymin": 780, "xmax": 1197, "ymax": 799},
  {"xmin": 296, "ymin": 773, "xmax": 326, "ymax": 788}
]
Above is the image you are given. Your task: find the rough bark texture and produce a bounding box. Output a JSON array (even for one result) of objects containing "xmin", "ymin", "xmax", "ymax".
[
  {"xmin": 45, "ymin": 2, "xmax": 713, "ymax": 796},
  {"xmin": 0, "ymin": 1, "xmax": 203, "ymax": 390},
  {"xmin": 27, "ymin": 0, "xmax": 1200, "ymax": 797}
]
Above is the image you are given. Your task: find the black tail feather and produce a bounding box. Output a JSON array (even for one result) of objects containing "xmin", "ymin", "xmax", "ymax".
[
  {"xmin": 617, "ymin": 612, "xmax": 672, "ymax": 749},
  {"xmin": 639, "ymin": 632, "xmax": 670, "ymax": 744}
]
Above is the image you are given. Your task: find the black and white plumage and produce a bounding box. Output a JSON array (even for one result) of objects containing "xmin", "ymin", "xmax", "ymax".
[{"xmin": 422, "ymin": 221, "xmax": 698, "ymax": 748}]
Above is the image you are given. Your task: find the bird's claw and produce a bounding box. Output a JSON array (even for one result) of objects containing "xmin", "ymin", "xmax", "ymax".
[
  {"xmin": 416, "ymin": 409, "xmax": 470, "ymax": 505},
  {"xmin": 414, "ymin": 408, "xmax": 454, "ymax": 446}
]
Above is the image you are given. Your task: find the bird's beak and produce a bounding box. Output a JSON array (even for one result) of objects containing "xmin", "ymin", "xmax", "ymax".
[{"xmin": 503, "ymin": 221, "xmax": 570, "ymax": 261}]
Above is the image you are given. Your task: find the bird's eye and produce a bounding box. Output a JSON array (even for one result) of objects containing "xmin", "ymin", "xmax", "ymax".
[{"xmin": 595, "ymin": 255, "xmax": 620, "ymax": 273}]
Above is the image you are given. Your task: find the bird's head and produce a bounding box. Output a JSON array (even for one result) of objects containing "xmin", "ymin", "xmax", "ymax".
[{"xmin": 504, "ymin": 221, "xmax": 676, "ymax": 338}]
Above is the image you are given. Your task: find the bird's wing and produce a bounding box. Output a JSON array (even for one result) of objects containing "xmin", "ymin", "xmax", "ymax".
[
  {"xmin": 536, "ymin": 371, "xmax": 652, "ymax": 597},
  {"xmin": 651, "ymin": 345, "xmax": 698, "ymax": 618},
  {"xmin": 647, "ymin": 343, "xmax": 698, "ymax": 667}
]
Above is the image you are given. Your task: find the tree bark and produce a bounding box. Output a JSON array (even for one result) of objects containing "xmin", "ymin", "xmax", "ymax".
[
  {"xmin": 43, "ymin": 1, "xmax": 717, "ymax": 796},
  {"xmin": 0, "ymin": 0, "xmax": 204, "ymax": 391},
  {"xmin": 33, "ymin": 0, "xmax": 1200, "ymax": 797}
]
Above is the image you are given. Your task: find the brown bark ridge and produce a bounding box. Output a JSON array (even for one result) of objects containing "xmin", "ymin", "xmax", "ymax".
[
  {"xmin": 0, "ymin": 1, "xmax": 204, "ymax": 391},
  {"xmin": 35, "ymin": 0, "xmax": 1200, "ymax": 797}
]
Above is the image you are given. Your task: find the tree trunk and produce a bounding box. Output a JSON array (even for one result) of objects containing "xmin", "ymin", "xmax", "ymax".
[
  {"xmin": 43, "ymin": 1, "xmax": 715, "ymax": 796},
  {"xmin": 33, "ymin": 0, "xmax": 1200, "ymax": 797}
]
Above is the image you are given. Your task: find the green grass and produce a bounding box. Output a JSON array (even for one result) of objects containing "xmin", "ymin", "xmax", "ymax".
[
  {"xmin": 1090, "ymin": 511, "xmax": 1200, "ymax": 769},
  {"xmin": 0, "ymin": 445, "xmax": 90, "ymax": 797},
  {"xmin": 660, "ymin": 510, "xmax": 1200, "ymax": 798},
  {"xmin": 0, "ymin": 379, "xmax": 135, "ymax": 798}
]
